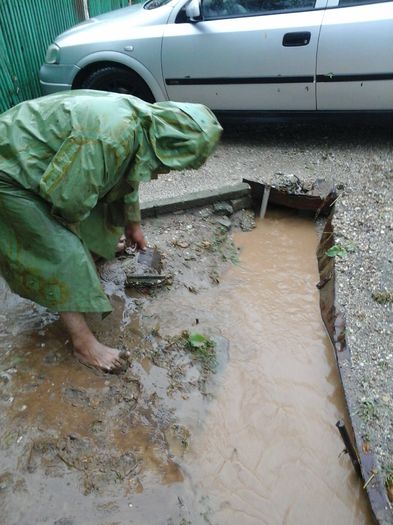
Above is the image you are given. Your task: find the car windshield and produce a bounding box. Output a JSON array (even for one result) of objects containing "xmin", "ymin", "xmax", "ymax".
[{"xmin": 144, "ymin": 0, "xmax": 173, "ymax": 9}]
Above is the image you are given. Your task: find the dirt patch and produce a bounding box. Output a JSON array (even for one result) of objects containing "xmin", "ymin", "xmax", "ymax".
[{"xmin": 0, "ymin": 206, "xmax": 245, "ymax": 524}]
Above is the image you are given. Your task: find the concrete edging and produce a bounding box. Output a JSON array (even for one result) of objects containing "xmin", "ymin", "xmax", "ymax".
[{"xmin": 141, "ymin": 182, "xmax": 251, "ymax": 217}]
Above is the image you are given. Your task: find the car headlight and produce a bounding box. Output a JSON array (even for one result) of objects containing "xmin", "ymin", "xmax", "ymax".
[{"xmin": 45, "ymin": 43, "xmax": 60, "ymax": 64}]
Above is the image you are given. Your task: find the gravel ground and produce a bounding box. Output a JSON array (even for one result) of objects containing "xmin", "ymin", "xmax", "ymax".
[{"xmin": 141, "ymin": 121, "xmax": 393, "ymax": 501}]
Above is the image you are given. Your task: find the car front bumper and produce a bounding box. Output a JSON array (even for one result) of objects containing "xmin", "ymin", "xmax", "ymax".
[{"xmin": 39, "ymin": 64, "xmax": 80, "ymax": 95}]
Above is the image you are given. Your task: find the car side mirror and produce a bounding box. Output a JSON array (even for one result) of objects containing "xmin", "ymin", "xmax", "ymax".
[{"xmin": 185, "ymin": 0, "xmax": 202, "ymax": 22}]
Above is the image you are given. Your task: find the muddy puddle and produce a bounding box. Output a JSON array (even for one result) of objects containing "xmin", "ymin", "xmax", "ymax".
[{"xmin": 0, "ymin": 207, "xmax": 372, "ymax": 524}]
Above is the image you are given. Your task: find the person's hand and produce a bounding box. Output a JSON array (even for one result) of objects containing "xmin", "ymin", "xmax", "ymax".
[{"xmin": 124, "ymin": 222, "xmax": 147, "ymax": 251}]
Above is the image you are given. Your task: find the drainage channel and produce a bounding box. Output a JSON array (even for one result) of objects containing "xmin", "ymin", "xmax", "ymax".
[
  {"xmin": 147, "ymin": 208, "xmax": 373, "ymax": 525},
  {"xmin": 0, "ymin": 206, "xmax": 373, "ymax": 524}
]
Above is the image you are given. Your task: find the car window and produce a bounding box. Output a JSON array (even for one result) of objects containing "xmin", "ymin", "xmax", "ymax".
[
  {"xmin": 203, "ymin": 0, "xmax": 316, "ymax": 19},
  {"xmin": 338, "ymin": 0, "xmax": 391, "ymax": 5}
]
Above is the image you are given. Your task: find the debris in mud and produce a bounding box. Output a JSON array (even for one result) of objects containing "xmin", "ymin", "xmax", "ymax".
[
  {"xmin": 272, "ymin": 173, "xmax": 334, "ymax": 200},
  {"xmin": 57, "ymin": 434, "xmax": 140, "ymax": 494},
  {"xmin": 99, "ymin": 246, "xmax": 167, "ymax": 288},
  {"xmin": 273, "ymin": 172, "xmax": 306, "ymax": 193},
  {"xmin": 142, "ymin": 331, "xmax": 221, "ymax": 397},
  {"xmin": 62, "ymin": 386, "xmax": 91, "ymax": 408},
  {"xmin": 238, "ymin": 209, "xmax": 256, "ymax": 232},
  {"xmin": 20, "ymin": 432, "xmax": 143, "ymax": 496},
  {"xmin": 164, "ymin": 424, "xmax": 192, "ymax": 460},
  {"xmin": 185, "ymin": 332, "xmax": 217, "ymax": 373},
  {"xmin": 213, "ymin": 201, "xmax": 234, "ymax": 216},
  {"xmin": 244, "ymin": 176, "xmax": 337, "ymax": 217}
]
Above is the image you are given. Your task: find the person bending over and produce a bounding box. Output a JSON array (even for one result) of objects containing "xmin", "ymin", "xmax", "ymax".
[{"xmin": 0, "ymin": 90, "xmax": 222, "ymax": 371}]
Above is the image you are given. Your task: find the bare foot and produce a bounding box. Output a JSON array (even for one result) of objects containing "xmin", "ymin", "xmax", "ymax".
[
  {"xmin": 60, "ymin": 312, "xmax": 130, "ymax": 373},
  {"xmin": 73, "ymin": 338, "xmax": 129, "ymax": 372}
]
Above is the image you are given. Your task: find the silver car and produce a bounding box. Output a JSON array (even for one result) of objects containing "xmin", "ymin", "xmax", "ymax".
[{"xmin": 40, "ymin": 0, "xmax": 393, "ymax": 119}]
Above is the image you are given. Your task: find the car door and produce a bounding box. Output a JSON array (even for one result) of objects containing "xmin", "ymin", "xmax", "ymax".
[
  {"xmin": 317, "ymin": 0, "xmax": 393, "ymax": 110},
  {"xmin": 162, "ymin": 0, "xmax": 327, "ymax": 111}
]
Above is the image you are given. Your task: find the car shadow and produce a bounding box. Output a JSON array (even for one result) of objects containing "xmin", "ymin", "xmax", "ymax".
[{"xmin": 221, "ymin": 120, "xmax": 393, "ymax": 148}]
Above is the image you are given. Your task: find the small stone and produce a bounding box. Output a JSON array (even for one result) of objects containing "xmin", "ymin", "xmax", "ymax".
[
  {"xmin": 216, "ymin": 217, "xmax": 232, "ymax": 230},
  {"xmin": 54, "ymin": 519, "xmax": 74, "ymax": 525},
  {"xmin": 0, "ymin": 472, "xmax": 13, "ymax": 493},
  {"xmin": 213, "ymin": 202, "xmax": 234, "ymax": 216},
  {"xmin": 199, "ymin": 208, "xmax": 211, "ymax": 219},
  {"xmin": 0, "ymin": 373, "xmax": 10, "ymax": 384},
  {"xmin": 173, "ymin": 239, "xmax": 189, "ymax": 249}
]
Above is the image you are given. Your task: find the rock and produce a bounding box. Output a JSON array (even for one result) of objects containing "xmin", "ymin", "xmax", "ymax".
[
  {"xmin": 310, "ymin": 178, "xmax": 335, "ymax": 199},
  {"xmin": 273, "ymin": 172, "xmax": 302, "ymax": 193},
  {"xmin": 0, "ymin": 472, "xmax": 13, "ymax": 492},
  {"xmin": 0, "ymin": 372, "xmax": 10, "ymax": 384},
  {"xmin": 199, "ymin": 208, "xmax": 211, "ymax": 219},
  {"xmin": 216, "ymin": 217, "xmax": 232, "ymax": 230},
  {"xmin": 172, "ymin": 239, "xmax": 190, "ymax": 249},
  {"xmin": 213, "ymin": 202, "xmax": 234, "ymax": 216}
]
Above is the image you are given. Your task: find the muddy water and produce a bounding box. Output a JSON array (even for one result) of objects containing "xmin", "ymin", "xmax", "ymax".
[
  {"xmin": 0, "ymin": 210, "xmax": 372, "ymax": 525},
  {"xmin": 145, "ymin": 210, "xmax": 373, "ymax": 525}
]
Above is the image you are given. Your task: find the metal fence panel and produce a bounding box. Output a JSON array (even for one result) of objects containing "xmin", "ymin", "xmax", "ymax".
[
  {"xmin": 88, "ymin": 0, "xmax": 131, "ymax": 18},
  {"xmin": 0, "ymin": 0, "xmax": 84, "ymax": 111},
  {"xmin": 0, "ymin": 0, "xmax": 134, "ymax": 113}
]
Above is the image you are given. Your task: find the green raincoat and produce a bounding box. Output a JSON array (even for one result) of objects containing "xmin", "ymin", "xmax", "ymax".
[{"xmin": 0, "ymin": 90, "xmax": 222, "ymax": 313}]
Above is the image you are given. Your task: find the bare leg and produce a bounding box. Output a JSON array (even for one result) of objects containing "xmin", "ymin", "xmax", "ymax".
[{"xmin": 60, "ymin": 312, "xmax": 129, "ymax": 372}]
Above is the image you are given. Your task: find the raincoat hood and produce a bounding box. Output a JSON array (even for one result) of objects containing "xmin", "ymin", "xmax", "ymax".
[
  {"xmin": 147, "ymin": 101, "xmax": 222, "ymax": 170},
  {"xmin": 125, "ymin": 96, "xmax": 223, "ymax": 183}
]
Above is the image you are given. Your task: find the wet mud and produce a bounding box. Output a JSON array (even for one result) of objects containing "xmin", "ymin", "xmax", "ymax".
[{"xmin": 0, "ymin": 207, "xmax": 373, "ymax": 524}]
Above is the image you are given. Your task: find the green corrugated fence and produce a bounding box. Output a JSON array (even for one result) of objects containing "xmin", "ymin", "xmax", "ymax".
[
  {"xmin": 88, "ymin": 0, "xmax": 130, "ymax": 17},
  {"xmin": 0, "ymin": 0, "xmax": 131, "ymax": 113}
]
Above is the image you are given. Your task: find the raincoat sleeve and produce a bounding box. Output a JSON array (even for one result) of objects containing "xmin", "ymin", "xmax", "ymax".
[
  {"xmin": 124, "ymin": 182, "xmax": 141, "ymax": 223},
  {"xmin": 38, "ymin": 134, "xmax": 128, "ymax": 224}
]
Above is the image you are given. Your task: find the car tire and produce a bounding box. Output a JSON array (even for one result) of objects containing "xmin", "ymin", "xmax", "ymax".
[{"xmin": 80, "ymin": 66, "xmax": 155, "ymax": 102}]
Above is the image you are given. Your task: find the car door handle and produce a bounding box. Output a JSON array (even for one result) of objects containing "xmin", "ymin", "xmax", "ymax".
[{"xmin": 282, "ymin": 32, "xmax": 311, "ymax": 47}]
